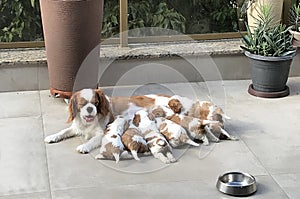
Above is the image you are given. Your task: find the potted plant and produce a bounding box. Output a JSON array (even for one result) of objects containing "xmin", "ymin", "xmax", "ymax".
[
  {"xmin": 40, "ymin": 0, "xmax": 103, "ymax": 99},
  {"xmin": 289, "ymin": 3, "xmax": 300, "ymax": 46},
  {"xmin": 241, "ymin": 4, "xmax": 297, "ymax": 98}
]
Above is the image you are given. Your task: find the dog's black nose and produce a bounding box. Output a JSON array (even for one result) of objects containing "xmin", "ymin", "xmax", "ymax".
[{"xmin": 87, "ymin": 107, "xmax": 93, "ymax": 113}]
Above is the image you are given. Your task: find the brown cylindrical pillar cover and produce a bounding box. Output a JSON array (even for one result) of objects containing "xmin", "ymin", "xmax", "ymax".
[{"xmin": 40, "ymin": 0, "xmax": 103, "ymax": 98}]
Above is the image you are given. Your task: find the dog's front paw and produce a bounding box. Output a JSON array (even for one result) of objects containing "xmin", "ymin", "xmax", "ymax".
[
  {"xmin": 76, "ymin": 144, "xmax": 90, "ymax": 154},
  {"xmin": 44, "ymin": 135, "xmax": 60, "ymax": 143}
]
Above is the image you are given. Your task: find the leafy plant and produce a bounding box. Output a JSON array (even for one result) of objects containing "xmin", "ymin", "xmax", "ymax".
[
  {"xmin": 102, "ymin": 0, "xmax": 185, "ymax": 37},
  {"xmin": 152, "ymin": 2, "xmax": 185, "ymax": 32},
  {"xmin": 167, "ymin": 0, "xmax": 239, "ymax": 33},
  {"xmin": 0, "ymin": 0, "xmax": 42, "ymax": 42},
  {"xmin": 210, "ymin": 0, "xmax": 238, "ymax": 32},
  {"xmin": 241, "ymin": 4, "xmax": 295, "ymax": 57},
  {"xmin": 289, "ymin": 3, "xmax": 300, "ymax": 32},
  {"xmin": 101, "ymin": 0, "xmax": 120, "ymax": 38}
]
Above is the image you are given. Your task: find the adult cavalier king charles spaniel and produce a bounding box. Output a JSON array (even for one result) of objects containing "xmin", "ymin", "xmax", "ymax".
[{"xmin": 44, "ymin": 89, "xmax": 114, "ymax": 153}]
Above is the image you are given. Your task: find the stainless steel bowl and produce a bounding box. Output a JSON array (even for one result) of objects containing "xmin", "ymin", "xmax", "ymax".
[{"xmin": 216, "ymin": 172, "xmax": 257, "ymax": 196}]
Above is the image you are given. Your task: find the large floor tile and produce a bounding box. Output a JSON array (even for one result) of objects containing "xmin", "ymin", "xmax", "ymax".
[
  {"xmin": 226, "ymin": 99, "xmax": 300, "ymax": 174},
  {"xmin": 273, "ymin": 173, "xmax": 300, "ymax": 199},
  {"xmin": 51, "ymin": 175, "xmax": 288, "ymax": 199},
  {"xmin": 0, "ymin": 191, "xmax": 51, "ymax": 199},
  {"xmin": 39, "ymin": 90, "xmax": 68, "ymax": 117},
  {"xmin": 0, "ymin": 116, "xmax": 50, "ymax": 196},
  {"xmin": 0, "ymin": 91, "xmax": 41, "ymax": 119}
]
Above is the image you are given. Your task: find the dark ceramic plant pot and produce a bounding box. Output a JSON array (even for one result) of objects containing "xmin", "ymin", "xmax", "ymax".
[
  {"xmin": 40, "ymin": 0, "xmax": 103, "ymax": 98},
  {"xmin": 245, "ymin": 51, "xmax": 295, "ymax": 98}
]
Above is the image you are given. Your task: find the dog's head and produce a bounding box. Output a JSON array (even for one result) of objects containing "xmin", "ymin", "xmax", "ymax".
[
  {"xmin": 132, "ymin": 109, "xmax": 155, "ymax": 127},
  {"xmin": 68, "ymin": 88, "xmax": 111, "ymax": 124},
  {"xmin": 168, "ymin": 99, "xmax": 183, "ymax": 114}
]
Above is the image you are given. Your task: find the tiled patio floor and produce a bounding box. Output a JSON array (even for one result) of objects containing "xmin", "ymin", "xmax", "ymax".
[{"xmin": 0, "ymin": 78, "xmax": 300, "ymax": 199}]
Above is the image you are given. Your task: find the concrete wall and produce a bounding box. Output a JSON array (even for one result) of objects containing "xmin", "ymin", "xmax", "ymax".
[{"xmin": 0, "ymin": 52, "xmax": 299, "ymax": 92}]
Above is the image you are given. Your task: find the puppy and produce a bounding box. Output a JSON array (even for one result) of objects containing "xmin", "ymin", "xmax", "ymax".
[
  {"xmin": 132, "ymin": 109, "xmax": 176, "ymax": 164},
  {"xmin": 166, "ymin": 96, "xmax": 237, "ymax": 141},
  {"xmin": 155, "ymin": 117, "xmax": 199, "ymax": 147},
  {"xmin": 95, "ymin": 116, "xmax": 132, "ymax": 163},
  {"xmin": 121, "ymin": 121, "xmax": 150, "ymax": 161},
  {"xmin": 151, "ymin": 105, "xmax": 217, "ymax": 145},
  {"xmin": 44, "ymin": 89, "xmax": 114, "ymax": 153},
  {"xmin": 188, "ymin": 101, "xmax": 238, "ymax": 141}
]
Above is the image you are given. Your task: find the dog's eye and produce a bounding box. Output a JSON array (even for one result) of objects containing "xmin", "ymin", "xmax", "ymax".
[
  {"xmin": 79, "ymin": 103, "xmax": 87, "ymax": 107},
  {"xmin": 94, "ymin": 101, "xmax": 99, "ymax": 106}
]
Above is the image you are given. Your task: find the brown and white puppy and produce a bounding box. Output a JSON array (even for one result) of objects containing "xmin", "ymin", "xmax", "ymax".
[
  {"xmin": 151, "ymin": 106, "xmax": 216, "ymax": 145},
  {"xmin": 155, "ymin": 117, "xmax": 199, "ymax": 148},
  {"xmin": 95, "ymin": 116, "xmax": 132, "ymax": 163},
  {"xmin": 132, "ymin": 109, "xmax": 176, "ymax": 164},
  {"xmin": 187, "ymin": 101, "xmax": 238, "ymax": 141},
  {"xmin": 121, "ymin": 121, "xmax": 150, "ymax": 161},
  {"xmin": 44, "ymin": 89, "xmax": 114, "ymax": 153},
  {"xmin": 166, "ymin": 95, "xmax": 237, "ymax": 141},
  {"xmin": 111, "ymin": 94, "xmax": 236, "ymax": 142}
]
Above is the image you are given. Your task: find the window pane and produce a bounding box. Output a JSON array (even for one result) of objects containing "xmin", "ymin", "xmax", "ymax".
[
  {"xmin": 0, "ymin": 0, "xmax": 246, "ymax": 42},
  {"xmin": 0, "ymin": 0, "xmax": 43, "ymax": 42},
  {"xmin": 167, "ymin": 0, "xmax": 243, "ymax": 34},
  {"xmin": 125, "ymin": 0, "xmax": 245, "ymax": 36}
]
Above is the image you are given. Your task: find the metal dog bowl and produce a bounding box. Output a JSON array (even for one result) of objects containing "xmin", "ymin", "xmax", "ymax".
[{"xmin": 216, "ymin": 172, "xmax": 257, "ymax": 196}]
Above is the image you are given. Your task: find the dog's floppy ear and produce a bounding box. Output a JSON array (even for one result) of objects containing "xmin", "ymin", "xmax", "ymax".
[
  {"xmin": 68, "ymin": 94, "xmax": 78, "ymax": 123},
  {"xmin": 148, "ymin": 112, "xmax": 155, "ymax": 121},
  {"xmin": 124, "ymin": 120, "xmax": 129, "ymax": 131},
  {"xmin": 95, "ymin": 89, "xmax": 110, "ymax": 117},
  {"xmin": 132, "ymin": 114, "xmax": 141, "ymax": 127}
]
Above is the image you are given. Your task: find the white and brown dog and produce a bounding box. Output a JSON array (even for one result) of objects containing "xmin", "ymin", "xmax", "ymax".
[
  {"xmin": 145, "ymin": 95, "xmax": 238, "ymax": 141},
  {"xmin": 95, "ymin": 116, "xmax": 132, "ymax": 163},
  {"xmin": 151, "ymin": 106, "xmax": 216, "ymax": 145},
  {"xmin": 167, "ymin": 96, "xmax": 238, "ymax": 141},
  {"xmin": 155, "ymin": 117, "xmax": 199, "ymax": 147},
  {"xmin": 132, "ymin": 109, "xmax": 176, "ymax": 164},
  {"xmin": 44, "ymin": 89, "xmax": 114, "ymax": 153},
  {"xmin": 121, "ymin": 121, "xmax": 150, "ymax": 161}
]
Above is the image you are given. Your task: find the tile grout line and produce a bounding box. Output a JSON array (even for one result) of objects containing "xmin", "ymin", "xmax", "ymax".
[{"xmin": 38, "ymin": 90, "xmax": 53, "ymax": 199}]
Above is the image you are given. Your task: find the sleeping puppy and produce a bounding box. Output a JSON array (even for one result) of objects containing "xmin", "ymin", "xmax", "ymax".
[
  {"xmin": 167, "ymin": 96, "xmax": 237, "ymax": 141},
  {"xmin": 121, "ymin": 121, "xmax": 150, "ymax": 161},
  {"xmin": 44, "ymin": 89, "xmax": 114, "ymax": 153},
  {"xmin": 151, "ymin": 105, "xmax": 218, "ymax": 145},
  {"xmin": 187, "ymin": 101, "xmax": 238, "ymax": 141},
  {"xmin": 132, "ymin": 109, "xmax": 176, "ymax": 164},
  {"xmin": 154, "ymin": 116, "xmax": 199, "ymax": 147},
  {"xmin": 95, "ymin": 116, "xmax": 132, "ymax": 163}
]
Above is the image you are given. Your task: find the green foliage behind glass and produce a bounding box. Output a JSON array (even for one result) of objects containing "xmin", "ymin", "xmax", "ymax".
[
  {"xmin": 0, "ymin": 0, "xmax": 42, "ymax": 42},
  {"xmin": 102, "ymin": 0, "xmax": 186, "ymax": 38},
  {"xmin": 0, "ymin": 0, "xmax": 239, "ymax": 42},
  {"xmin": 167, "ymin": 0, "xmax": 239, "ymax": 34}
]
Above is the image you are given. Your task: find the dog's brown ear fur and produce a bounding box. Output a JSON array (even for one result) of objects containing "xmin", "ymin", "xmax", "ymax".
[
  {"xmin": 68, "ymin": 94, "xmax": 78, "ymax": 123},
  {"xmin": 168, "ymin": 99, "xmax": 183, "ymax": 114},
  {"xmin": 132, "ymin": 114, "xmax": 141, "ymax": 127},
  {"xmin": 95, "ymin": 89, "xmax": 111, "ymax": 117},
  {"xmin": 148, "ymin": 112, "xmax": 155, "ymax": 121}
]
